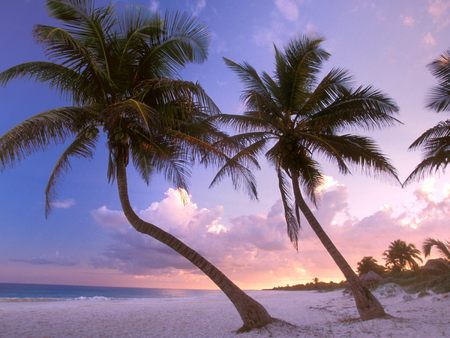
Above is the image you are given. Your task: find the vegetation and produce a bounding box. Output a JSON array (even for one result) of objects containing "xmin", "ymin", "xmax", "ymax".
[
  {"xmin": 356, "ymin": 256, "xmax": 386, "ymax": 276},
  {"xmin": 221, "ymin": 35, "xmax": 400, "ymax": 320},
  {"xmin": 273, "ymin": 238, "xmax": 450, "ymax": 294},
  {"xmin": 423, "ymin": 238, "xmax": 450, "ymax": 260},
  {"xmin": 0, "ymin": 0, "xmax": 273, "ymax": 330},
  {"xmin": 383, "ymin": 240, "xmax": 423, "ymax": 273},
  {"xmin": 405, "ymin": 49, "xmax": 449, "ymax": 184},
  {"xmin": 380, "ymin": 271, "xmax": 450, "ymax": 294},
  {"xmin": 271, "ymin": 280, "xmax": 346, "ymax": 292}
]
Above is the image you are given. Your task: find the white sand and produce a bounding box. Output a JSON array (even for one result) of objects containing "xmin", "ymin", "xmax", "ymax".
[{"xmin": 0, "ymin": 285, "xmax": 449, "ymax": 338}]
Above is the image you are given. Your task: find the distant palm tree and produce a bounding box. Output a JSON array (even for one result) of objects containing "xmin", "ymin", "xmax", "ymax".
[
  {"xmin": 423, "ymin": 238, "xmax": 450, "ymax": 260},
  {"xmin": 220, "ymin": 36, "xmax": 400, "ymax": 320},
  {"xmin": 0, "ymin": 0, "xmax": 272, "ymax": 330},
  {"xmin": 383, "ymin": 240, "xmax": 423, "ymax": 272},
  {"xmin": 356, "ymin": 256, "xmax": 386, "ymax": 276},
  {"xmin": 405, "ymin": 49, "xmax": 450, "ymax": 184}
]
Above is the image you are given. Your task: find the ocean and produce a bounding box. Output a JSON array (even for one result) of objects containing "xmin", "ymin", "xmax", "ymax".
[{"xmin": 0, "ymin": 283, "xmax": 218, "ymax": 301}]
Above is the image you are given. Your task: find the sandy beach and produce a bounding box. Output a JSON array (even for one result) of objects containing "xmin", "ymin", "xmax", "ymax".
[{"xmin": 1, "ymin": 284, "xmax": 448, "ymax": 338}]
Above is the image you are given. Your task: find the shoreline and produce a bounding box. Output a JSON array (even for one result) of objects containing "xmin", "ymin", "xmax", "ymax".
[{"xmin": 0, "ymin": 286, "xmax": 449, "ymax": 337}]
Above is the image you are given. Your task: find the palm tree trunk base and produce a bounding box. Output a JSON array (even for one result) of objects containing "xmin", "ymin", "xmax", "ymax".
[
  {"xmin": 352, "ymin": 285, "xmax": 386, "ymax": 320},
  {"xmin": 236, "ymin": 301, "xmax": 274, "ymax": 332}
]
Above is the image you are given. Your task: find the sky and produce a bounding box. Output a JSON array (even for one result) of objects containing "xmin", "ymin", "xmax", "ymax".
[{"xmin": 0, "ymin": 0, "xmax": 448, "ymax": 290}]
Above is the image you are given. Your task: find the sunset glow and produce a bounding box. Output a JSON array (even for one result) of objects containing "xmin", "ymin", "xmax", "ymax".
[{"xmin": 0, "ymin": 0, "xmax": 448, "ymax": 291}]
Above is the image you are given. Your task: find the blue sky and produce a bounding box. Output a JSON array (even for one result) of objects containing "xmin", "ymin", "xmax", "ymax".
[{"xmin": 0, "ymin": 0, "xmax": 448, "ymax": 289}]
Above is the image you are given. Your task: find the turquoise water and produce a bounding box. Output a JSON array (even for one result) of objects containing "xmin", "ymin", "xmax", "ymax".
[{"xmin": 0, "ymin": 283, "xmax": 218, "ymax": 300}]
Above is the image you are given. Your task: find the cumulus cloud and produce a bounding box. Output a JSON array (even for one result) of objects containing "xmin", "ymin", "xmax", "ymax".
[
  {"xmin": 90, "ymin": 181, "xmax": 449, "ymax": 288},
  {"xmin": 50, "ymin": 199, "xmax": 76, "ymax": 209},
  {"xmin": 11, "ymin": 252, "xmax": 78, "ymax": 267}
]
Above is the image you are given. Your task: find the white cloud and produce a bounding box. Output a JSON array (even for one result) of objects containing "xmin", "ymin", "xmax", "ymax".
[
  {"xmin": 11, "ymin": 251, "xmax": 78, "ymax": 266},
  {"xmin": 423, "ymin": 32, "xmax": 437, "ymax": 46},
  {"xmin": 91, "ymin": 206, "xmax": 128, "ymax": 232},
  {"xmin": 90, "ymin": 180, "xmax": 449, "ymax": 288},
  {"xmin": 274, "ymin": 0, "xmax": 301, "ymax": 21},
  {"xmin": 50, "ymin": 199, "xmax": 76, "ymax": 209},
  {"xmin": 401, "ymin": 15, "xmax": 415, "ymax": 27}
]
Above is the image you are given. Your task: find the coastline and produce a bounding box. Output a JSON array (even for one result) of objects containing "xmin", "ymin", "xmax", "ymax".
[{"xmin": 1, "ymin": 286, "xmax": 448, "ymax": 337}]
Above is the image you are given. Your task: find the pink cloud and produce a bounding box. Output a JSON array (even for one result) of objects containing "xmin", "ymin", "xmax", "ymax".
[
  {"xmin": 423, "ymin": 32, "xmax": 437, "ymax": 46},
  {"xmin": 90, "ymin": 181, "xmax": 449, "ymax": 289},
  {"xmin": 401, "ymin": 15, "xmax": 415, "ymax": 27}
]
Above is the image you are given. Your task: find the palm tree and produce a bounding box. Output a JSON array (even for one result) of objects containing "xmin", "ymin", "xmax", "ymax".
[
  {"xmin": 0, "ymin": 0, "xmax": 273, "ymax": 330},
  {"xmin": 405, "ymin": 49, "xmax": 450, "ymax": 184},
  {"xmin": 383, "ymin": 239, "xmax": 423, "ymax": 272},
  {"xmin": 423, "ymin": 238, "xmax": 450, "ymax": 260},
  {"xmin": 356, "ymin": 256, "xmax": 386, "ymax": 276},
  {"xmin": 219, "ymin": 36, "xmax": 400, "ymax": 320}
]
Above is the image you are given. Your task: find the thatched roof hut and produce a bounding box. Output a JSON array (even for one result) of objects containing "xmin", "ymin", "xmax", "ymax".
[
  {"xmin": 422, "ymin": 258, "xmax": 450, "ymax": 276},
  {"xmin": 360, "ymin": 271, "xmax": 383, "ymax": 288}
]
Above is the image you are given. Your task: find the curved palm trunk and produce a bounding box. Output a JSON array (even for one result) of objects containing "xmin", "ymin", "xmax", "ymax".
[
  {"xmin": 291, "ymin": 173, "xmax": 386, "ymax": 320},
  {"xmin": 116, "ymin": 159, "xmax": 273, "ymax": 331}
]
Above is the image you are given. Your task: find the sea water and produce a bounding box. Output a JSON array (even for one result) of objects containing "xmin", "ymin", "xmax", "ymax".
[{"xmin": 0, "ymin": 283, "xmax": 218, "ymax": 301}]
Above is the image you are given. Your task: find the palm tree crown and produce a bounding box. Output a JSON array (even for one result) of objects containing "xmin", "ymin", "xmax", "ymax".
[
  {"xmin": 0, "ymin": 0, "xmax": 256, "ymax": 214},
  {"xmin": 356, "ymin": 256, "xmax": 386, "ymax": 276},
  {"xmin": 221, "ymin": 35, "xmax": 400, "ymax": 320},
  {"xmin": 405, "ymin": 49, "xmax": 450, "ymax": 184},
  {"xmin": 221, "ymin": 36, "xmax": 400, "ymax": 248},
  {"xmin": 383, "ymin": 239, "xmax": 423, "ymax": 272},
  {"xmin": 0, "ymin": 0, "xmax": 272, "ymax": 330}
]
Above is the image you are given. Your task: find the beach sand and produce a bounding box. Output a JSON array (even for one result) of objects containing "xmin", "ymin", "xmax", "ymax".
[{"xmin": 0, "ymin": 284, "xmax": 448, "ymax": 337}]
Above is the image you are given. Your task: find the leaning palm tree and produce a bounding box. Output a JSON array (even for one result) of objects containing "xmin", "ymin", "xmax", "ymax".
[
  {"xmin": 423, "ymin": 238, "xmax": 450, "ymax": 260},
  {"xmin": 383, "ymin": 239, "xmax": 423, "ymax": 272},
  {"xmin": 219, "ymin": 36, "xmax": 400, "ymax": 320},
  {"xmin": 405, "ymin": 49, "xmax": 450, "ymax": 184},
  {"xmin": 0, "ymin": 0, "xmax": 273, "ymax": 330}
]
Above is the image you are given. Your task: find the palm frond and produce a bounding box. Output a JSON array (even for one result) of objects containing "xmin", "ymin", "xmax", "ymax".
[
  {"xmin": 306, "ymin": 85, "xmax": 400, "ymax": 132},
  {"xmin": 209, "ymin": 146, "xmax": 259, "ymax": 200},
  {"xmin": 422, "ymin": 238, "xmax": 450, "ymax": 259},
  {"xmin": 0, "ymin": 107, "xmax": 95, "ymax": 169},
  {"xmin": 308, "ymin": 134, "xmax": 399, "ymax": 183},
  {"xmin": 297, "ymin": 68, "xmax": 352, "ymax": 117},
  {"xmin": 212, "ymin": 114, "xmax": 276, "ymax": 133},
  {"xmin": 33, "ymin": 24, "xmax": 110, "ymax": 98},
  {"xmin": 223, "ymin": 57, "xmax": 279, "ymax": 113},
  {"xmin": 404, "ymin": 149, "xmax": 449, "ymax": 184},
  {"xmin": 45, "ymin": 127, "xmax": 98, "ymax": 217},
  {"xmin": 46, "ymin": 0, "xmax": 115, "ymax": 78},
  {"xmin": 0, "ymin": 62, "xmax": 80, "ymax": 97},
  {"xmin": 281, "ymin": 36, "xmax": 330, "ymax": 110},
  {"xmin": 277, "ymin": 167, "xmax": 300, "ymax": 250},
  {"xmin": 297, "ymin": 156, "xmax": 323, "ymax": 205},
  {"xmin": 136, "ymin": 79, "xmax": 220, "ymax": 116},
  {"xmin": 409, "ymin": 120, "xmax": 450, "ymax": 149},
  {"xmin": 137, "ymin": 11, "xmax": 209, "ymax": 78},
  {"xmin": 129, "ymin": 132, "xmax": 190, "ymax": 188},
  {"xmin": 427, "ymin": 50, "xmax": 450, "ymax": 112}
]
